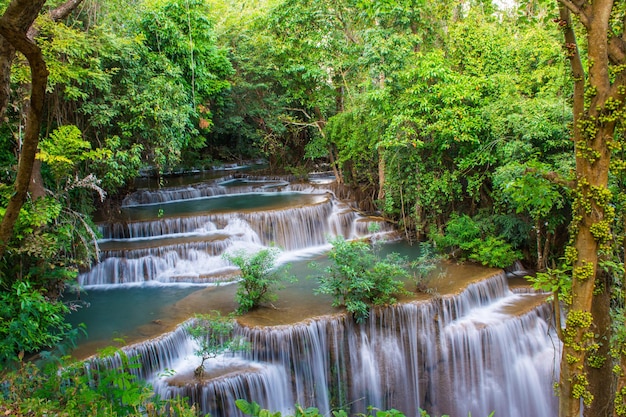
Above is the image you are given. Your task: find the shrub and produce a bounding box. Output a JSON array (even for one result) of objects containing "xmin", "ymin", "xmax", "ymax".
[
  {"xmin": 224, "ymin": 248, "xmax": 287, "ymax": 314},
  {"xmin": 0, "ymin": 350, "xmax": 198, "ymax": 416},
  {"xmin": 312, "ymin": 237, "xmax": 409, "ymax": 323},
  {"xmin": 436, "ymin": 214, "xmax": 521, "ymax": 268},
  {"xmin": 0, "ymin": 281, "xmax": 79, "ymax": 367}
]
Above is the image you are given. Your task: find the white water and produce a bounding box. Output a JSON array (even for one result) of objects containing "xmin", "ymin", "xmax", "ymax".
[
  {"xmin": 82, "ymin": 177, "xmax": 560, "ymax": 416},
  {"xmin": 81, "ymin": 187, "xmax": 393, "ymax": 287},
  {"xmin": 89, "ymin": 274, "xmax": 559, "ymax": 417}
]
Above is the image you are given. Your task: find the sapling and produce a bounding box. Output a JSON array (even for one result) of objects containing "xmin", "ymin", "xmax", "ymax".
[
  {"xmin": 185, "ymin": 311, "xmax": 249, "ymax": 377},
  {"xmin": 224, "ymin": 248, "xmax": 291, "ymax": 314},
  {"xmin": 312, "ymin": 236, "xmax": 410, "ymax": 323},
  {"xmin": 411, "ymin": 242, "xmax": 441, "ymax": 292}
]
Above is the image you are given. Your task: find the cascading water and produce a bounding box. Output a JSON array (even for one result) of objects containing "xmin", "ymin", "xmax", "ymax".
[
  {"xmin": 81, "ymin": 182, "xmax": 392, "ymax": 287},
  {"xmin": 76, "ymin": 176, "xmax": 560, "ymax": 417},
  {"xmin": 94, "ymin": 272, "xmax": 559, "ymax": 417}
]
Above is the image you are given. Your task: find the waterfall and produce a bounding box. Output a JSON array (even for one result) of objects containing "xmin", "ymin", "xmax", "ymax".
[
  {"xmin": 122, "ymin": 176, "xmax": 293, "ymax": 206},
  {"xmin": 94, "ymin": 272, "xmax": 559, "ymax": 417},
  {"xmin": 79, "ymin": 177, "xmax": 559, "ymax": 417},
  {"xmin": 82, "ymin": 196, "xmax": 394, "ymax": 287}
]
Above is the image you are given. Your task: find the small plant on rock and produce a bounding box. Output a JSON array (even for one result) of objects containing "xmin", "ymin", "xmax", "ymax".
[{"xmin": 186, "ymin": 311, "xmax": 249, "ymax": 377}]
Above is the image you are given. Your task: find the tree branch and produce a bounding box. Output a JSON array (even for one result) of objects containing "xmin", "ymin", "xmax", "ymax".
[
  {"xmin": 49, "ymin": 0, "xmax": 85, "ymax": 21},
  {"xmin": 28, "ymin": 0, "xmax": 86, "ymax": 39},
  {"xmin": 608, "ymin": 36, "xmax": 626, "ymax": 65},
  {"xmin": 282, "ymin": 107, "xmax": 313, "ymax": 120},
  {"xmin": 524, "ymin": 167, "xmax": 576, "ymax": 190},
  {"xmin": 558, "ymin": 0, "xmax": 590, "ymax": 28}
]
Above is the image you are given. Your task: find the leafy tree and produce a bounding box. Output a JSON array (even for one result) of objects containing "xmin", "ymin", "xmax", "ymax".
[
  {"xmin": 0, "ymin": 0, "xmax": 49, "ymax": 261},
  {"xmin": 185, "ymin": 311, "xmax": 249, "ymax": 377},
  {"xmin": 313, "ymin": 237, "xmax": 409, "ymax": 323},
  {"xmin": 224, "ymin": 248, "xmax": 286, "ymax": 315},
  {"xmin": 492, "ymin": 161, "xmax": 569, "ymax": 270},
  {"xmin": 435, "ymin": 214, "xmax": 522, "ymax": 269},
  {"xmin": 139, "ymin": 0, "xmax": 234, "ymax": 160}
]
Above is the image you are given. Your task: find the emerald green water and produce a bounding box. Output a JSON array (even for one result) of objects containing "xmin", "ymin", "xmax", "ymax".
[
  {"xmin": 66, "ymin": 241, "xmax": 427, "ymax": 356},
  {"xmin": 119, "ymin": 192, "xmax": 327, "ymax": 221},
  {"xmin": 66, "ymin": 286, "xmax": 201, "ymax": 344}
]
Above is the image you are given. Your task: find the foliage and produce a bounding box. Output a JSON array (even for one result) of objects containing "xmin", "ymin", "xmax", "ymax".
[
  {"xmin": 0, "ymin": 169, "xmax": 98, "ymax": 366},
  {"xmin": 436, "ymin": 214, "xmax": 521, "ymax": 268},
  {"xmin": 527, "ymin": 262, "xmax": 572, "ymax": 301},
  {"xmin": 312, "ymin": 237, "xmax": 409, "ymax": 323},
  {"xmin": 0, "ymin": 281, "xmax": 76, "ymax": 366},
  {"xmin": 224, "ymin": 248, "xmax": 286, "ymax": 315},
  {"xmin": 235, "ymin": 399, "xmax": 495, "ymax": 417},
  {"xmin": 186, "ymin": 311, "xmax": 249, "ymax": 377},
  {"xmin": 411, "ymin": 242, "xmax": 441, "ymax": 292},
  {"xmin": 0, "ymin": 351, "xmax": 198, "ymax": 416},
  {"xmin": 0, "ymin": 191, "xmax": 97, "ymax": 279},
  {"xmin": 37, "ymin": 125, "xmax": 92, "ymax": 183},
  {"xmin": 88, "ymin": 135, "xmax": 144, "ymax": 193}
]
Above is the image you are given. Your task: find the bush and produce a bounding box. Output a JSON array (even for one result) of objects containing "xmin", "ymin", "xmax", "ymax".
[
  {"xmin": 224, "ymin": 248, "xmax": 287, "ymax": 314},
  {"xmin": 0, "ymin": 351, "xmax": 198, "ymax": 416},
  {"xmin": 436, "ymin": 214, "xmax": 521, "ymax": 268},
  {"xmin": 0, "ymin": 281, "xmax": 78, "ymax": 367},
  {"xmin": 312, "ymin": 237, "xmax": 409, "ymax": 323}
]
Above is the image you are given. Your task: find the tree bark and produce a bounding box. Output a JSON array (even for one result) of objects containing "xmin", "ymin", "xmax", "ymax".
[
  {"xmin": 0, "ymin": 39, "xmax": 15, "ymax": 118},
  {"xmin": 588, "ymin": 269, "xmax": 614, "ymax": 416},
  {"xmin": 0, "ymin": 0, "xmax": 46, "ymax": 118},
  {"xmin": 556, "ymin": 1, "xmax": 626, "ymax": 416},
  {"xmin": 28, "ymin": 0, "xmax": 86, "ymax": 200},
  {"xmin": 378, "ymin": 147, "xmax": 385, "ymax": 200},
  {"xmin": 0, "ymin": 0, "xmax": 48, "ymax": 263}
]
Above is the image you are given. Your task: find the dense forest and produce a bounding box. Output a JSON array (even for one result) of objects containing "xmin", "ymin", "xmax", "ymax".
[{"xmin": 0, "ymin": 0, "xmax": 625, "ymax": 416}]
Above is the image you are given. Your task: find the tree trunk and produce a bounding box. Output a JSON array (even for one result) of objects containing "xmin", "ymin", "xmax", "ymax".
[
  {"xmin": 0, "ymin": 39, "xmax": 16, "ymax": 117},
  {"xmin": 0, "ymin": 0, "xmax": 48, "ymax": 262},
  {"xmin": 536, "ymin": 218, "xmax": 545, "ymax": 271},
  {"xmin": 378, "ymin": 147, "xmax": 385, "ymax": 200},
  {"xmin": 587, "ymin": 269, "xmax": 614, "ymax": 417},
  {"xmin": 556, "ymin": 1, "xmax": 626, "ymax": 416},
  {"xmin": 0, "ymin": 0, "xmax": 86, "ymax": 261},
  {"xmin": 26, "ymin": 0, "xmax": 85, "ymax": 201}
]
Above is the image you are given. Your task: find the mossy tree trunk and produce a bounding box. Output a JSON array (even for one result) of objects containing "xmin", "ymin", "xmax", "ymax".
[{"xmin": 555, "ymin": 1, "xmax": 626, "ymax": 416}]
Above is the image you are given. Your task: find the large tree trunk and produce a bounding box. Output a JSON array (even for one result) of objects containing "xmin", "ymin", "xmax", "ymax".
[
  {"xmin": 27, "ymin": 0, "xmax": 85, "ymax": 200},
  {"xmin": 0, "ymin": 0, "xmax": 48, "ymax": 262},
  {"xmin": 556, "ymin": 1, "xmax": 626, "ymax": 416},
  {"xmin": 588, "ymin": 269, "xmax": 614, "ymax": 416},
  {"xmin": 0, "ymin": 0, "xmax": 86, "ymax": 263}
]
